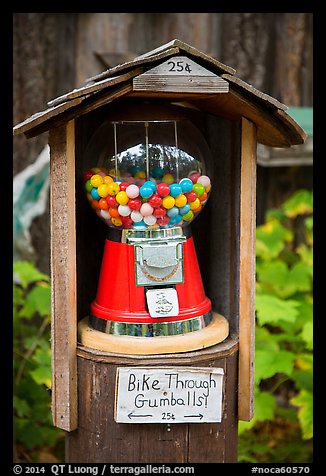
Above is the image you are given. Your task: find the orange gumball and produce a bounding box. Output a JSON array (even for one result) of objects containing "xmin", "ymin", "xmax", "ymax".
[
  {"xmin": 91, "ymin": 199, "xmax": 100, "ymax": 209},
  {"xmin": 193, "ymin": 203, "xmax": 202, "ymax": 213},
  {"xmin": 109, "ymin": 207, "xmax": 120, "ymax": 218},
  {"xmin": 199, "ymin": 192, "xmax": 208, "ymax": 202},
  {"xmin": 99, "ymin": 198, "xmax": 109, "ymax": 210}
]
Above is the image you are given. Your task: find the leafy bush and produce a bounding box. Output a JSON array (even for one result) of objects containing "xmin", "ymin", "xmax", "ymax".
[
  {"xmin": 13, "ymin": 261, "xmax": 64, "ymax": 463},
  {"xmin": 238, "ymin": 189, "xmax": 313, "ymax": 462}
]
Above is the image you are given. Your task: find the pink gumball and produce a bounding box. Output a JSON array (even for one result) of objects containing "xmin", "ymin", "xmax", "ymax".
[
  {"xmin": 197, "ymin": 175, "xmax": 211, "ymax": 188},
  {"xmin": 126, "ymin": 184, "xmax": 139, "ymax": 199},
  {"xmin": 144, "ymin": 215, "xmax": 157, "ymax": 226},
  {"xmin": 189, "ymin": 172, "xmax": 201, "ymax": 184},
  {"xmin": 140, "ymin": 203, "xmax": 154, "ymax": 216}
]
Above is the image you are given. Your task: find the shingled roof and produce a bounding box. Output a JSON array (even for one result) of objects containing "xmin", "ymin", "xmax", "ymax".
[{"xmin": 13, "ymin": 39, "xmax": 307, "ymax": 148}]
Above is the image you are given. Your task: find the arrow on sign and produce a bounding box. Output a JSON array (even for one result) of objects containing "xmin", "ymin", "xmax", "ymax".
[
  {"xmin": 128, "ymin": 411, "xmax": 153, "ymax": 419},
  {"xmin": 184, "ymin": 414, "xmax": 204, "ymax": 420}
]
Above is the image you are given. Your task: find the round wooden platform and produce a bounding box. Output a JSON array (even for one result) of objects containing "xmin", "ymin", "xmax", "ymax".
[{"xmin": 78, "ymin": 313, "xmax": 229, "ymax": 355}]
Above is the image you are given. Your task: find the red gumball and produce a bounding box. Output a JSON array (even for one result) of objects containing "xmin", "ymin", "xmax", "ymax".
[
  {"xmin": 106, "ymin": 195, "xmax": 118, "ymax": 208},
  {"xmin": 119, "ymin": 182, "xmax": 129, "ymax": 192},
  {"xmin": 156, "ymin": 182, "xmax": 170, "ymax": 197},
  {"xmin": 185, "ymin": 191, "xmax": 198, "ymax": 203},
  {"xmin": 156, "ymin": 216, "xmax": 170, "ymax": 226},
  {"xmin": 121, "ymin": 216, "xmax": 133, "ymax": 228},
  {"xmin": 149, "ymin": 194, "xmax": 163, "ymax": 208},
  {"xmin": 128, "ymin": 198, "xmax": 142, "ymax": 210},
  {"xmin": 189, "ymin": 172, "xmax": 201, "ymax": 184},
  {"xmin": 83, "ymin": 169, "xmax": 94, "ymax": 182},
  {"xmin": 153, "ymin": 207, "xmax": 166, "ymax": 218}
]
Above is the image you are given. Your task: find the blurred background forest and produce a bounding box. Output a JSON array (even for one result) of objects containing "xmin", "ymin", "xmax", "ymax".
[{"xmin": 13, "ymin": 12, "xmax": 313, "ymax": 463}]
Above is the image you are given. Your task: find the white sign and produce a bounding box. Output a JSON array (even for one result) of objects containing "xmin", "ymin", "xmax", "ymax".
[
  {"xmin": 146, "ymin": 288, "xmax": 179, "ymax": 318},
  {"xmin": 115, "ymin": 367, "xmax": 224, "ymax": 424}
]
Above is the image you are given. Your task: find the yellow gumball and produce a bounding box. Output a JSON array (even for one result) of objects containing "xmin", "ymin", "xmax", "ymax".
[
  {"xmin": 190, "ymin": 198, "xmax": 200, "ymax": 210},
  {"xmin": 107, "ymin": 182, "xmax": 120, "ymax": 196},
  {"xmin": 103, "ymin": 175, "xmax": 114, "ymax": 184},
  {"xmin": 109, "ymin": 168, "xmax": 121, "ymax": 178},
  {"xmin": 97, "ymin": 183, "xmax": 110, "ymax": 198},
  {"xmin": 111, "ymin": 217, "xmax": 123, "ymax": 227},
  {"xmin": 162, "ymin": 173, "xmax": 174, "ymax": 185},
  {"xmin": 90, "ymin": 174, "xmax": 103, "ymax": 188},
  {"xmin": 91, "ymin": 167, "xmax": 101, "ymax": 173},
  {"xmin": 135, "ymin": 170, "xmax": 146, "ymax": 180},
  {"xmin": 205, "ymin": 184, "xmax": 212, "ymax": 193},
  {"xmin": 175, "ymin": 194, "xmax": 187, "ymax": 208},
  {"xmin": 162, "ymin": 195, "xmax": 175, "ymax": 209},
  {"xmin": 116, "ymin": 191, "xmax": 129, "ymax": 205},
  {"xmin": 86, "ymin": 192, "xmax": 93, "ymax": 202}
]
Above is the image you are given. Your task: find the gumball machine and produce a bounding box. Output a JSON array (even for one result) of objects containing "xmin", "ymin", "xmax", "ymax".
[{"xmin": 79, "ymin": 103, "xmax": 229, "ymax": 353}]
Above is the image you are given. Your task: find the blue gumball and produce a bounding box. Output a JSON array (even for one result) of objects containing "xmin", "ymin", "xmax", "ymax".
[
  {"xmin": 167, "ymin": 206, "xmax": 179, "ymax": 218},
  {"xmin": 169, "ymin": 183, "xmax": 183, "ymax": 198},
  {"xmin": 139, "ymin": 184, "xmax": 154, "ymax": 199},
  {"xmin": 179, "ymin": 178, "xmax": 193, "ymax": 193},
  {"xmin": 143, "ymin": 180, "xmax": 157, "ymax": 192},
  {"xmin": 169, "ymin": 214, "xmax": 182, "ymax": 225},
  {"xmin": 151, "ymin": 166, "xmax": 164, "ymax": 179},
  {"xmin": 91, "ymin": 188, "xmax": 100, "ymax": 200},
  {"xmin": 134, "ymin": 220, "xmax": 146, "ymax": 228},
  {"xmin": 179, "ymin": 203, "xmax": 190, "ymax": 215}
]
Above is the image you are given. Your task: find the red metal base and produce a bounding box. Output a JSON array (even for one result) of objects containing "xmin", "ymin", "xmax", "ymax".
[{"xmin": 91, "ymin": 235, "xmax": 211, "ymax": 323}]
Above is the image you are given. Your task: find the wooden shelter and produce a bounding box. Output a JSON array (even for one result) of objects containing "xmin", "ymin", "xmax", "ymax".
[{"xmin": 13, "ymin": 39, "xmax": 306, "ymax": 463}]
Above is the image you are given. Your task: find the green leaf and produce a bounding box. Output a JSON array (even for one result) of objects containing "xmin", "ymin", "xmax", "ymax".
[
  {"xmin": 282, "ymin": 189, "xmax": 313, "ymax": 218},
  {"xmin": 255, "ymin": 326, "xmax": 280, "ymax": 353},
  {"xmin": 256, "ymin": 293, "xmax": 300, "ymax": 326},
  {"xmin": 300, "ymin": 321, "xmax": 313, "ymax": 350},
  {"xmin": 291, "ymin": 390, "xmax": 313, "ymax": 439},
  {"xmin": 238, "ymin": 390, "xmax": 277, "ymax": 433},
  {"xmin": 255, "ymin": 349, "xmax": 295, "ymax": 384},
  {"xmin": 296, "ymin": 244, "xmax": 313, "ymax": 267},
  {"xmin": 29, "ymin": 366, "xmax": 52, "ymax": 389},
  {"xmin": 13, "ymin": 395, "xmax": 31, "ymax": 418},
  {"xmin": 20, "ymin": 284, "xmax": 51, "ymax": 318},
  {"xmin": 13, "ymin": 261, "xmax": 50, "ymax": 288},
  {"xmin": 256, "ymin": 219, "xmax": 293, "ymax": 261}
]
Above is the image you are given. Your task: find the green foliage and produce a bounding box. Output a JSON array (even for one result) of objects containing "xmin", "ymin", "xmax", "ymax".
[
  {"xmin": 13, "ymin": 261, "xmax": 64, "ymax": 462},
  {"xmin": 239, "ymin": 189, "xmax": 313, "ymax": 462}
]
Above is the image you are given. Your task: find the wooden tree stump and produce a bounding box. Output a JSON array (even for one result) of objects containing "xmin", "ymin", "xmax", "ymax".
[{"xmin": 66, "ymin": 336, "xmax": 238, "ymax": 463}]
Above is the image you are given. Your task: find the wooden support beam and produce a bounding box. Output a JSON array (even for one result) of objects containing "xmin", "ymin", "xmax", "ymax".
[
  {"xmin": 238, "ymin": 117, "xmax": 257, "ymax": 421},
  {"xmin": 50, "ymin": 120, "xmax": 78, "ymax": 431}
]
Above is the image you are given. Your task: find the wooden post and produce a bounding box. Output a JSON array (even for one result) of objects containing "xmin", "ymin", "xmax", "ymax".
[
  {"xmin": 238, "ymin": 117, "xmax": 257, "ymax": 421},
  {"xmin": 50, "ymin": 120, "xmax": 78, "ymax": 431},
  {"xmin": 66, "ymin": 337, "xmax": 238, "ymax": 463}
]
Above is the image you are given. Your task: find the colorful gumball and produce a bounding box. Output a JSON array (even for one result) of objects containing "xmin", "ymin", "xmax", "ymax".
[
  {"xmin": 205, "ymin": 184, "xmax": 212, "ymax": 193},
  {"xmin": 167, "ymin": 206, "xmax": 179, "ymax": 218},
  {"xmin": 83, "ymin": 169, "xmax": 94, "ymax": 182},
  {"xmin": 91, "ymin": 199, "xmax": 100, "ymax": 209},
  {"xmin": 91, "ymin": 167, "xmax": 101, "ymax": 173},
  {"xmin": 107, "ymin": 182, "xmax": 120, "ymax": 196},
  {"xmin": 100, "ymin": 209, "xmax": 110, "ymax": 220},
  {"xmin": 157, "ymin": 183, "xmax": 170, "ymax": 197},
  {"xmin": 97, "ymin": 183, "xmax": 110, "ymax": 198},
  {"xmin": 193, "ymin": 183, "xmax": 205, "ymax": 197},
  {"xmin": 156, "ymin": 216, "xmax": 170, "ymax": 227},
  {"xmin": 144, "ymin": 215, "xmax": 157, "ymax": 226},
  {"xmin": 182, "ymin": 210, "xmax": 194, "ymax": 221},
  {"xmin": 197, "ymin": 175, "xmax": 211, "ymax": 188},
  {"xmin": 90, "ymin": 174, "xmax": 103, "ymax": 188},
  {"xmin": 135, "ymin": 170, "xmax": 146, "ymax": 180},
  {"xmin": 130, "ymin": 165, "xmax": 142, "ymax": 176},
  {"xmin": 139, "ymin": 184, "xmax": 154, "ymax": 199},
  {"xmin": 151, "ymin": 166, "xmax": 164, "ymax": 179},
  {"xmin": 162, "ymin": 173, "xmax": 174, "ymax": 185},
  {"xmin": 162, "ymin": 195, "xmax": 175, "ymax": 209},
  {"xmin": 116, "ymin": 191, "xmax": 129, "ymax": 205},
  {"xmin": 118, "ymin": 205, "xmax": 131, "ymax": 217},
  {"xmin": 119, "ymin": 182, "xmax": 129, "ymax": 192},
  {"xmin": 143, "ymin": 180, "xmax": 156, "ymax": 192},
  {"xmin": 91, "ymin": 188, "xmax": 100, "ymax": 200},
  {"xmin": 153, "ymin": 207, "xmax": 166, "ymax": 218},
  {"xmin": 179, "ymin": 178, "xmax": 193, "ymax": 193},
  {"xmin": 134, "ymin": 220, "xmax": 146, "ymax": 228},
  {"xmin": 185, "ymin": 191, "xmax": 198, "ymax": 203},
  {"xmin": 169, "ymin": 214, "xmax": 183, "ymax": 225},
  {"xmin": 140, "ymin": 203, "xmax": 154, "ymax": 217},
  {"xmin": 189, "ymin": 171, "xmax": 201, "ymax": 184},
  {"xmin": 99, "ymin": 198, "xmax": 109, "ymax": 210},
  {"xmin": 149, "ymin": 194, "xmax": 162, "ymax": 208},
  {"xmin": 111, "ymin": 217, "xmax": 122, "ymax": 227},
  {"xmin": 106, "ymin": 195, "xmax": 118, "ymax": 208},
  {"xmin": 175, "ymin": 194, "xmax": 187, "ymax": 208},
  {"xmin": 190, "ymin": 198, "xmax": 201, "ymax": 210},
  {"xmin": 179, "ymin": 204, "xmax": 190, "ymax": 215},
  {"xmin": 85, "ymin": 180, "xmax": 93, "ymax": 192},
  {"xmin": 103, "ymin": 175, "xmax": 114, "ymax": 184},
  {"xmin": 131, "ymin": 211, "xmax": 143, "ymax": 223},
  {"xmin": 126, "ymin": 184, "xmax": 139, "ymax": 199},
  {"xmin": 109, "ymin": 207, "xmax": 120, "ymax": 219},
  {"xmin": 121, "ymin": 216, "xmax": 133, "ymax": 228},
  {"xmin": 128, "ymin": 198, "xmax": 142, "ymax": 211},
  {"xmin": 169, "ymin": 183, "xmax": 182, "ymax": 198},
  {"xmin": 199, "ymin": 192, "xmax": 208, "ymax": 202},
  {"xmin": 193, "ymin": 203, "xmax": 202, "ymax": 213}
]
